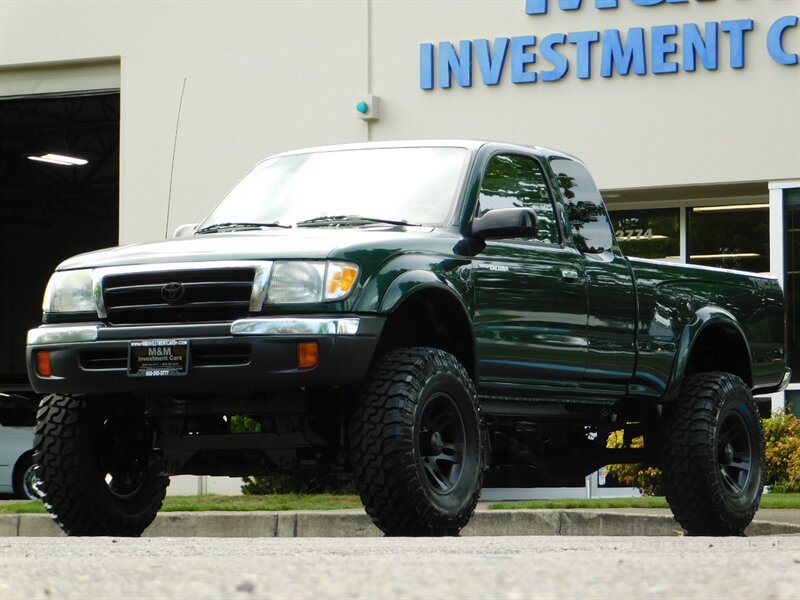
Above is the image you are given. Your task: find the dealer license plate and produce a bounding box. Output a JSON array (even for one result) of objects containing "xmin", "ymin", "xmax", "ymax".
[{"xmin": 129, "ymin": 340, "xmax": 189, "ymax": 377}]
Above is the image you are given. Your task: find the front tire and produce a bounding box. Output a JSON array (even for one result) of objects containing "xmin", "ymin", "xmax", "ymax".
[
  {"xmin": 350, "ymin": 348, "xmax": 484, "ymax": 536},
  {"xmin": 659, "ymin": 372, "xmax": 764, "ymax": 535},
  {"xmin": 34, "ymin": 394, "xmax": 168, "ymax": 536}
]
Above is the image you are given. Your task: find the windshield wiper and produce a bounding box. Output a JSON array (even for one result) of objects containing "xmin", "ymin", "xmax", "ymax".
[
  {"xmin": 294, "ymin": 215, "xmax": 416, "ymax": 227},
  {"xmin": 196, "ymin": 221, "xmax": 290, "ymax": 234}
]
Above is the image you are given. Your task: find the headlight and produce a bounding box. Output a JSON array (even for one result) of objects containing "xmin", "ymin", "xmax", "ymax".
[
  {"xmin": 43, "ymin": 270, "xmax": 96, "ymax": 313},
  {"xmin": 266, "ymin": 261, "xmax": 359, "ymax": 304}
]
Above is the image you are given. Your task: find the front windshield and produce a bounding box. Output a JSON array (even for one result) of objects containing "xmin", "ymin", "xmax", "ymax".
[{"xmin": 200, "ymin": 147, "xmax": 470, "ymax": 229}]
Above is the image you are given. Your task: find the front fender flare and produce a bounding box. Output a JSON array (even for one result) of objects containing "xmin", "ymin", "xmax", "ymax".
[{"xmin": 378, "ymin": 269, "xmax": 469, "ymax": 313}]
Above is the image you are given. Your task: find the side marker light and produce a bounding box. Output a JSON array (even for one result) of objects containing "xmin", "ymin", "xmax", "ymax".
[
  {"xmin": 297, "ymin": 342, "xmax": 319, "ymax": 369},
  {"xmin": 36, "ymin": 351, "xmax": 53, "ymax": 377}
]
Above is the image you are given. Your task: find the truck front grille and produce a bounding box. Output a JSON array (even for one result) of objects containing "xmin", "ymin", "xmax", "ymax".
[{"xmin": 102, "ymin": 267, "xmax": 255, "ymax": 324}]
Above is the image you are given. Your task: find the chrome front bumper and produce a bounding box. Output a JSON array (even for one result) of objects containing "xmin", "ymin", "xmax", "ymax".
[{"xmin": 28, "ymin": 317, "xmax": 362, "ymax": 345}]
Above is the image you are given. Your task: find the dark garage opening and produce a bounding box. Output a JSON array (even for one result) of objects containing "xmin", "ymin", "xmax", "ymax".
[{"xmin": 0, "ymin": 91, "xmax": 120, "ymax": 392}]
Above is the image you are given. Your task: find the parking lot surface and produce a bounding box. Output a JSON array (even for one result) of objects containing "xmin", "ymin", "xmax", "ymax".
[{"xmin": 1, "ymin": 535, "xmax": 798, "ymax": 599}]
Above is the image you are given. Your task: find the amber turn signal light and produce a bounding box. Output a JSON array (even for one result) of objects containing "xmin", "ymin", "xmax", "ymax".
[
  {"xmin": 36, "ymin": 351, "xmax": 53, "ymax": 377},
  {"xmin": 297, "ymin": 342, "xmax": 319, "ymax": 369}
]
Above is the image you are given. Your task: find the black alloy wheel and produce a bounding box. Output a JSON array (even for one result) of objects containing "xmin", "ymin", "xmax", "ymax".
[
  {"xmin": 717, "ymin": 409, "xmax": 756, "ymax": 497},
  {"xmin": 418, "ymin": 392, "xmax": 467, "ymax": 494}
]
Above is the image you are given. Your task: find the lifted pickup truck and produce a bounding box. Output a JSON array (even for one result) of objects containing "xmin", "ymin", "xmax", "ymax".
[{"xmin": 27, "ymin": 141, "xmax": 790, "ymax": 537}]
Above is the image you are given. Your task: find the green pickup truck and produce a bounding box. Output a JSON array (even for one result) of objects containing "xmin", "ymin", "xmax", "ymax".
[{"xmin": 27, "ymin": 141, "xmax": 790, "ymax": 537}]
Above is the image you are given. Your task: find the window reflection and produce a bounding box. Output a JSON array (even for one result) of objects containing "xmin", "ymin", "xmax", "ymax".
[
  {"xmin": 688, "ymin": 205, "xmax": 769, "ymax": 273},
  {"xmin": 549, "ymin": 157, "xmax": 614, "ymax": 254},
  {"xmin": 610, "ymin": 208, "xmax": 680, "ymax": 260},
  {"xmin": 478, "ymin": 154, "xmax": 560, "ymax": 245}
]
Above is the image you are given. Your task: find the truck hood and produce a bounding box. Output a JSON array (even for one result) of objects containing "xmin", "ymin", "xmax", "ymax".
[{"xmin": 56, "ymin": 226, "xmax": 442, "ymax": 270}]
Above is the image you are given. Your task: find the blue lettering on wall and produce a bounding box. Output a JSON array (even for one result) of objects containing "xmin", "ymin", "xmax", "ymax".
[
  {"xmin": 721, "ymin": 19, "xmax": 753, "ymax": 69},
  {"xmin": 511, "ymin": 36, "xmax": 538, "ymax": 83},
  {"xmin": 419, "ymin": 5, "xmax": 798, "ymax": 90},
  {"xmin": 526, "ymin": 0, "xmax": 695, "ymax": 15},
  {"xmin": 476, "ymin": 38, "xmax": 511, "ymax": 85},
  {"xmin": 568, "ymin": 30, "xmax": 600, "ymax": 79},
  {"xmin": 683, "ymin": 22, "xmax": 718, "ymax": 72},
  {"xmin": 631, "ymin": 0, "xmax": 687, "ymax": 7},
  {"xmin": 526, "ymin": 0, "xmax": 587, "ymax": 16},
  {"xmin": 651, "ymin": 24, "xmax": 679, "ymax": 74},
  {"xmin": 600, "ymin": 28, "xmax": 647, "ymax": 76},
  {"xmin": 767, "ymin": 15, "xmax": 799, "ymax": 66},
  {"xmin": 439, "ymin": 41, "xmax": 473, "ymax": 88},
  {"xmin": 540, "ymin": 33, "xmax": 570, "ymax": 81},
  {"xmin": 420, "ymin": 43, "xmax": 434, "ymax": 89}
]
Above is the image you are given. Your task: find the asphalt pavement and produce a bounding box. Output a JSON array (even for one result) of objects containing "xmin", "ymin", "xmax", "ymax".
[{"xmin": 2, "ymin": 535, "xmax": 798, "ymax": 599}]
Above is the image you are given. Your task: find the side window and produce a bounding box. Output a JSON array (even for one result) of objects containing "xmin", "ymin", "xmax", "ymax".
[
  {"xmin": 549, "ymin": 157, "xmax": 615, "ymax": 254},
  {"xmin": 478, "ymin": 154, "xmax": 560, "ymax": 245}
]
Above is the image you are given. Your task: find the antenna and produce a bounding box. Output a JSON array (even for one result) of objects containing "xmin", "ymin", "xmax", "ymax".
[{"xmin": 165, "ymin": 77, "xmax": 188, "ymax": 238}]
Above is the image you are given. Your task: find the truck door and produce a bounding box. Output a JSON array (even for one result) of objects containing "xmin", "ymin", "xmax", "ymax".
[
  {"xmin": 472, "ymin": 153, "xmax": 588, "ymax": 402},
  {"xmin": 548, "ymin": 156, "xmax": 636, "ymax": 400}
]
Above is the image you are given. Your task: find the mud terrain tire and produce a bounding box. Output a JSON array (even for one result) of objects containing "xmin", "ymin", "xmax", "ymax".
[
  {"xmin": 34, "ymin": 394, "xmax": 168, "ymax": 536},
  {"xmin": 350, "ymin": 348, "xmax": 484, "ymax": 536},
  {"xmin": 659, "ymin": 372, "xmax": 764, "ymax": 536}
]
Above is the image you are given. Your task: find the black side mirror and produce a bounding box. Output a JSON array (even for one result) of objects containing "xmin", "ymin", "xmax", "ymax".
[{"xmin": 472, "ymin": 207, "xmax": 537, "ymax": 240}]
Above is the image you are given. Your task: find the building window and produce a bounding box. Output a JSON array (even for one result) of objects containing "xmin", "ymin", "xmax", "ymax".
[
  {"xmin": 687, "ymin": 204, "xmax": 770, "ymax": 273},
  {"xmin": 786, "ymin": 189, "xmax": 800, "ymax": 384},
  {"xmin": 610, "ymin": 208, "xmax": 680, "ymax": 260}
]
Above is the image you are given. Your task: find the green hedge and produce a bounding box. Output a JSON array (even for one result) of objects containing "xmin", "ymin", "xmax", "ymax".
[{"xmin": 606, "ymin": 411, "xmax": 800, "ymax": 495}]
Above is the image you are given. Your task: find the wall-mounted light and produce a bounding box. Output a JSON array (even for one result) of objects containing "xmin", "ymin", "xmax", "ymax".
[
  {"xmin": 27, "ymin": 153, "xmax": 88, "ymax": 166},
  {"xmin": 692, "ymin": 204, "xmax": 768, "ymax": 212},
  {"xmin": 354, "ymin": 95, "xmax": 380, "ymax": 121}
]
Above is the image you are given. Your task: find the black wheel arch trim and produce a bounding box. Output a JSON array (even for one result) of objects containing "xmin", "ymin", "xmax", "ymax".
[
  {"xmin": 663, "ymin": 306, "xmax": 753, "ymax": 404},
  {"xmin": 377, "ymin": 270, "xmax": 477, "ymax": 378}
]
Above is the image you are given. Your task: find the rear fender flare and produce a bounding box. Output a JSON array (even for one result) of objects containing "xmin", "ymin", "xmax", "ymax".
[{"xmin": 663, "ymin": 306, "xmax": 752, "ymax": 403}]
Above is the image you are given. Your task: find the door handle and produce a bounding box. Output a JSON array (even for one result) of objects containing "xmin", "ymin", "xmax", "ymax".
[{"xmin": 561, "ymin": 269, "xmax": 583, "ymax": 284}]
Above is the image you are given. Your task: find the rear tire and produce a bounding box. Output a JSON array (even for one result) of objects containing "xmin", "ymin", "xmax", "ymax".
[
  {"xmin": 659, "ymin": 372, "xmax": 764, "ymax": 536},
  {"xmin": 34, "ymin": 394, "xmax": 168, "ymax": 536},
  {"xmin": 350, "ymin": 347, "xmax": 484, "ymax": 536}
]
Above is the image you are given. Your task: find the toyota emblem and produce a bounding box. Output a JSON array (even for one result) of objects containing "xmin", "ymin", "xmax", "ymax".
[{"xmin": 161, "ymin": 282, "xmax": 185, "ymax": 304}]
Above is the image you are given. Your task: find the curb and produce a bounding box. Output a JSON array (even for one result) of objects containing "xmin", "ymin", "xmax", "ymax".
[{"xmin": 2, "ymin": 509, "xmax": 798, "ymax": 537}]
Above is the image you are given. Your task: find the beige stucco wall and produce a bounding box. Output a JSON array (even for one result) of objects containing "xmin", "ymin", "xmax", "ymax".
[{"xmin": 1, "ymin": 0, "xmax": 798, "ymax": 243}]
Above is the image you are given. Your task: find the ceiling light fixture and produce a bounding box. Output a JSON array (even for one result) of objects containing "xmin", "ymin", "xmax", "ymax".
[
  {"xmin": 27, "ymin": 153, "xmax": 88, "ymax": 166},
  {"xmin": 690, "ymin": 253, "xmax": 760, "ymax": 259},
  {"xmin": 692, "ymin": 203, "xmax": 769, "ymax": 212},
  {"xmin": 616, "ymin": 234, "xmax": 669, "ymax": 241}
]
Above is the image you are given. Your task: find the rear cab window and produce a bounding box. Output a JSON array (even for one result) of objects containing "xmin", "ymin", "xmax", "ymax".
[{"xmin": 548, "ymin": 156, "xmax": 615, "ymax": 254}]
